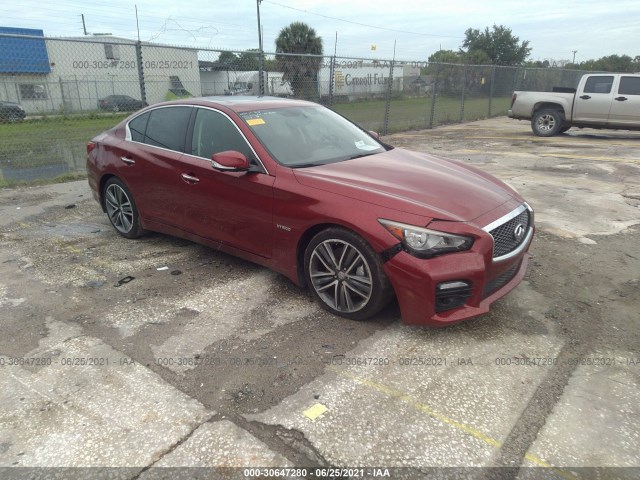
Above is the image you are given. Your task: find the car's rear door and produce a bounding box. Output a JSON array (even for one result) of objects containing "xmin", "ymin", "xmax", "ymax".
[
  {"xmin": 177, "ymin": 106, "xmax": 275, "ymax": 258},
  {"xmin": 608, "ymin": 76, "xmax": 640, "ymax": 126},
  {"xmin": 119, "ymin": 105, "xmax": 193, "ymax": 227}
]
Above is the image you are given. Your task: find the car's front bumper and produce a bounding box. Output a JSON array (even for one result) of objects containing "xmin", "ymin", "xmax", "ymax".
[{"xmin": 383, "ymin": 227, "xmax": 532, "ymax": 327}]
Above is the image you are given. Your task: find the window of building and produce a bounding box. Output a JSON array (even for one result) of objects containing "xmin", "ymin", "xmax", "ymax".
[
  {"xmin": 19, "ymin": 84, "xmax": 47, "ymax": 100},
  {"xmin": 104, "ymin": 44, "xmax": 120, "ymax": 60}
]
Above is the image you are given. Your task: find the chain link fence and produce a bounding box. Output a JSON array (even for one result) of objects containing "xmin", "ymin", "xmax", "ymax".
[{"xmin": 0, "ymin": 32, "xmax": 597, "ymax": 184}]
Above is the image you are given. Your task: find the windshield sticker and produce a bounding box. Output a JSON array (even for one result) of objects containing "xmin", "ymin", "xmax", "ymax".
[
  {"xmin": 247, "ymin": 118, "xmax": 265, "ymax": 126},
  {"xmin": 355, "ymin": 140, "xmax": 379, "ymax": 151}
]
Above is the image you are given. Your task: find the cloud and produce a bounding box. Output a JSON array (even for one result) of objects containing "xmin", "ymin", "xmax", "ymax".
[{"xmin": 1, "ymin": 0, "xmax": 638, "ymax": 60}]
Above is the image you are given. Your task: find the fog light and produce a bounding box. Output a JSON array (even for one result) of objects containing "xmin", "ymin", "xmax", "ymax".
[
  {"xmin": 435, "ymin": 281, "xmax": 473, "ymax": 312},
  {"xmin": 437, "ymin": 281, "xmax": 470, "ymax": 291}
]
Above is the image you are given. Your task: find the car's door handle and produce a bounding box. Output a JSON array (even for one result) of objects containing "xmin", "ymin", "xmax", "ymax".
[
  {"xmin": 181, "ymin": 173, "xmax": 200, "ymax": 184},
  {"xmin": 579, "ymin": 95, "xmax": 591, "ymax": 100},
  {"xmin": 120, "ymin": 156, "xmax": 135, "ymax": 165},
  {"xmin": 615, "ymin": 96, "xmax": 628, "ymax": 101}
]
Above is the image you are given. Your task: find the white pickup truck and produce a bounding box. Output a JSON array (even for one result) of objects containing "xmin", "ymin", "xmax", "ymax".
[{"xmin": 508, "ymin": 73, "xmax": 640, "ymax": 136}]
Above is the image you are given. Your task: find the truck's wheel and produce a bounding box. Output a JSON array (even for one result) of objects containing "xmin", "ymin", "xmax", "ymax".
[{"xmin": 532, "ymin": 109, "xmax": 563, "ymax": 137}]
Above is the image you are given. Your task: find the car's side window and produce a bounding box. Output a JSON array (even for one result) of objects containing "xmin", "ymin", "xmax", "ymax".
[
  {"xmin": 191, "ymin": 108, "xmax": 256, "ymax": 164},
  {"xmin": 128, "ymin": 112, "xmax": 149, "ymax": 142},
  {"xmin": 143, "ymin": 106, "xmax": 192, "ymax": 152},
  {"xmin": 619, "ymin": 77, "xmax": 640, "ymax": 96},
  {"xmin": 583, "ymin": 76, "xmax": 614, "ymax": 94}
]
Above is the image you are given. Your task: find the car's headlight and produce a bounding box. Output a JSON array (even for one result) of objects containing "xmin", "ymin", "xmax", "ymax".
[{"xmin": 379, "ymin": 219, "xmax": 473, "ymax": 258}]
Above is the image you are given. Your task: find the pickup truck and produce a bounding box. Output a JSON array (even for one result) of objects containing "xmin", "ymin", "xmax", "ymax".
[{"xmin": 508, "ymin": 73, "xmax": 640, "ymax": 136}]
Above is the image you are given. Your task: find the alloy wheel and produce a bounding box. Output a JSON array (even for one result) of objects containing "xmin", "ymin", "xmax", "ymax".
[
  {"xmin": 105, "ymin": 183, "xmax": 134, "ymax": 234},
  {"xmin": 309, "ymin": 239, "xmax": 373, "ymax": 313}
]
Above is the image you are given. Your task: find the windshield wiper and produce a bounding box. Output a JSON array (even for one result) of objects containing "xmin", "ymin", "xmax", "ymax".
[
  {"xmin": 348, "ymin": 152, "xmax": 377, "ymax": 160},
  {"xmin": 287, "ymin": 161, "xmax": 328, "ymax": 168}
]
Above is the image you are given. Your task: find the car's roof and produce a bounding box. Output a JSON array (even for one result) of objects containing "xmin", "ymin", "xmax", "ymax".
[{"xmin": 160, "ymin": 96, "xmax": 319, "ymax": 113}]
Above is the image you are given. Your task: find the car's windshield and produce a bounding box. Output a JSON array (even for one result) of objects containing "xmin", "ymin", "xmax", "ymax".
[{"xmin": 239, "ymin": 106, "xmax": 385, "ymax": 167}]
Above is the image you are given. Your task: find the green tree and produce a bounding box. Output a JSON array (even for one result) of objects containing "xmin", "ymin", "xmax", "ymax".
[
  {"xmin": 218, "ymin": 51, "xmax": 239, "ymax": 69},
  {"xmin": 427, "ymin": 49, "xmax": 463, "ymax": 65},
  {"xmin": 235, "ymin": 49, "xmax": 259, "ymax": 71},
  {"xmin": 275, "ymin": 22, "xmax": 323, "ymax": 98},
  {"xmin": 461, "ymin": 25, "xmax": 531, "ymax": 65}
]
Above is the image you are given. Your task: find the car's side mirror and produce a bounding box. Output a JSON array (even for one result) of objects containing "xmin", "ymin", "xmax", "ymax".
[
  {"xmin": 368, "ymin": 130, "xmax": 380, "ymax": 139},
  {"xmin": 211, "ymin": 151, "xmax": 250, "ymax": 172}
]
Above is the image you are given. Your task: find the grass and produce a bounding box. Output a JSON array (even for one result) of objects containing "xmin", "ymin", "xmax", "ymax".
[
  {"xmin": 0, "ymin": 114, "xmax": 128, "ymax": 186},
  {"xmin": 0, "ymin": 172, "xmax": 87, "ymax": 189},
  {"xmin": 333, "ymin": 95, "xmax": 511, "ymax": 133},
  {"xmin": 0, "ymin": 96, "xmax": 511, "ymax": 187}
]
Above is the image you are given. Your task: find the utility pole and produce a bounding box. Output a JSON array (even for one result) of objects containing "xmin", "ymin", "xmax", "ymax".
[
  {"xmin": 256, "ymin": 0, "xmax": 264, "ymax": 96},
  {"xmin": 572, "ymin": 50, "xmax": 577, "ymax": 64},
  {"xmin": 81, "ymin": 14, "xmax": 88, "ymax": 35}
]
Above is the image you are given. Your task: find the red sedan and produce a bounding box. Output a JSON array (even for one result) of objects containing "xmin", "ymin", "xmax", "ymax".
[{"xmin": 86, "ymin": 97, "xmax": 533, "ymax": 326}]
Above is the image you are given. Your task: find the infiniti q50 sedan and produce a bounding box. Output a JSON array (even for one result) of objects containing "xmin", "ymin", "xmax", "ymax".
[{"xmin": 86, "ymin": 96, "xmax": 534, "ymax": 326}]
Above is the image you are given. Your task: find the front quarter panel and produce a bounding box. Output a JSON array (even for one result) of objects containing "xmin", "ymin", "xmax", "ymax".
[{"xmin": 268, "ymin": 166, "xmax": 432, "ymax": 285}]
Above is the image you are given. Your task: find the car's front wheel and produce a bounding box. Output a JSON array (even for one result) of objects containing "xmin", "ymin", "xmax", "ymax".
[
  {"xmin": 304, "ymin": 228, "xmax": 393, "ymax": 320},
  {"xmin": 103, "ymin": 178, "xmax": 144, "ymax": 238}
]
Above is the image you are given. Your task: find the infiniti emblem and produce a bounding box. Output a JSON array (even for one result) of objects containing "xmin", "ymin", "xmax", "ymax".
[{"xmin": 513, "ymin": 223, "xmax": 526, "ymax": 242}]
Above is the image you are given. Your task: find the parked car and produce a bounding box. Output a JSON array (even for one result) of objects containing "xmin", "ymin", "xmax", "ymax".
[
  {"xmin": 87, "ymin": 97, "xmax": 534, "ymax": 326},
  {"xmin": 98, "ymin": 95, "xmax": 146, "ymax": 112},
  {"xmin": 509, "ymin": 73, "xmax": 640, "ymax": 136},
  {"xmin": 0, "ymin": 100, "xmax": 26, "ymax": 122}
]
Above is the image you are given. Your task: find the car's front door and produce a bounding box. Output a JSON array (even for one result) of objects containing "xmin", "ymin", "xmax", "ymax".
[
  {"xmin": 573, "ymin": 75, "xmax": 615, "ymax": 124},
  {"xmin": 177, "ymin": 107, "xmax": 275, "ymax": 258}
]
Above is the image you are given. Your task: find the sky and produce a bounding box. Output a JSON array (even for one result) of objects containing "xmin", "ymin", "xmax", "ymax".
[{"xmin": 1, "ymin": 0, "xmax": 639, "ymax": 63}]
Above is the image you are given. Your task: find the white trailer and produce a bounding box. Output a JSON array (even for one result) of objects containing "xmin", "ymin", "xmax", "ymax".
[{"xmin": 227, "ymin": 71, "xmax": 292, "ymax": 96}]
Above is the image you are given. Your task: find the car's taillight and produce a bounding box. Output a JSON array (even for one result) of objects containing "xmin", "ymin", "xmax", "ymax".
[{"xmin": 87, "ymin": 142, "xmax": 97, "ymax": 155}]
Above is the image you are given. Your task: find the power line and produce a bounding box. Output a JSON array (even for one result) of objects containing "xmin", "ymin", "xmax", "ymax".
[{"xmin": 263, "ymin": 0, "xmax": 461, "ymax": 39}]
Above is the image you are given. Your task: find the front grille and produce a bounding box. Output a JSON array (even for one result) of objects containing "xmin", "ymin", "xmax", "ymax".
[
  {"xmin": 489, "ymin": 209, "xmax": 530, "ymax": 258},
  {"xmin": 483, "ymin": 262, "xmax": 519, "ymax": 298}
]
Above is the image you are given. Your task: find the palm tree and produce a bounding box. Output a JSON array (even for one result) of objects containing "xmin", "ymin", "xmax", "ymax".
[{"xmin": 275, "ymin": 22, "xmax": 323, "ymax": 99}]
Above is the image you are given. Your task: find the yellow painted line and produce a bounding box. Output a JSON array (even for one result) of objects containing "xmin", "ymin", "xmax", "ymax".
[
  {"xmin": 465, "ymin": 135, "xmax": 640, "ymax": 146},
  {"xmin": 52, "ymin": 238, "xmax": 84, "ymax": 255},
  {"xmin": 303, "ymin": 403, "xmax": 328, "ymax": 421},
  {"xmin": 329, "ymin": 366, "xmax": 578, "ymax": 480},
  {"xmin": 538, "ymin": 153, "xmax": 638, "ymax": 163},
  {"xmin": 455, "ymin": 148, "xmax": 639, "ymax": 164}
]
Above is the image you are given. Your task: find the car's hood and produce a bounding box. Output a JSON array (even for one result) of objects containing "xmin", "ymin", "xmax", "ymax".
[{"xmin": 293, "ymin": 148, "xmax": 516, "ymax": 222}]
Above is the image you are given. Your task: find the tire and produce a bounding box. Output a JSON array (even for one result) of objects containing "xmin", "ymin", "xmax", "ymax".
[
  {"xmin": 111, "ymin": 105, "xmax": 120, "ymax": 112},
  {"xmin": 103, "ymin": 178, "xmax": 145, "ymax": 239},
  {"xmin": 304, "ymin": 227, "xmax": 393, "ymax": 320},
  {"xmin": 531, "ymin": 109, "xmax": 564, "ymax": 137},
  {"xmin": 7, "ymin": 112, "xmax": 22, "ymax": 123}
]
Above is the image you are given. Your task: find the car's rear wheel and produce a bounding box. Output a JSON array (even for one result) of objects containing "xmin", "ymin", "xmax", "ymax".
[
  {"xmin": 304, "ymin": 228, "xmax": 392, "ymax": 320},
  {"xmin": 103, "ymin": 178, "xmax": 144, "ymax": 238},
  {"xmin": 531, "ymin": 109, "xmax": 564, "ymax": 137},
  {"xmin": 8, "ymin": 112, "xmax": 22, "ymax": 123}
]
